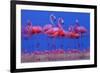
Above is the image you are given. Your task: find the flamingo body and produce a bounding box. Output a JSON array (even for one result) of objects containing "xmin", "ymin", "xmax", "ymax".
[{"xmin": 74, "ymin": 26, "xmax": 87, "ymax": 33}]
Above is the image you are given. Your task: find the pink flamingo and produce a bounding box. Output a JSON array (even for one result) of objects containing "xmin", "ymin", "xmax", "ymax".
[
  {"xmin": 57, "ymin": 18, "xmax": 66, "ymax": 37},
  {"xmin": 74, "ymin": 19, "xmax": 87, "ymax": 34},
  {"xmin": 73, "ymin": 19, "xmax": 87, "ymax": 49},
  {"xmin": 65, "ymin": 26, "xmax": 81, "ymax": 39},
  {"xmin": 22, "ymin": 20, "xmax": 42, "ymax": 49},
  {"xmin": 65, "ymin": 24, "xmax": 82, "ymax": 50},
  {"xmin": 42, "ymin": 14, "xmax": 57, "ymax": 49},
  {"xmin": 22, "ymin": 21, "xmax": 42, "ymax": 37},
  {"xmin": 43, "ymin": 14, "xmax": 63, "ymax": 49},
  {"xmin": 43, "ymin": 14, "xmax": 56, "ymax": 33}
]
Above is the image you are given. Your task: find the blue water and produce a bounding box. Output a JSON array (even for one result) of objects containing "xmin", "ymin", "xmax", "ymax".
[{"xmin": 21, "ymin": 9, "xmax": 90, "ymax": 53}]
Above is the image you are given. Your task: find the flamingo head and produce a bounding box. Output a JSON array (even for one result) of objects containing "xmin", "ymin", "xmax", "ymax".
[
  {"xmin": 27, "ymin": 20, "xmax": 32, "ymax": 26},
  {"xmin": 58, "ymin": 17, "xmax": 64, "ymax": 25},
  {"xmin": 50, "ymin": 14, "xmax": 56, "ymax": 24},
  {"xmin": 75, "ymin": 19, "xmax": 80, "ymax": 26},
  {"xmin": 57, "ymin": 17, "xmax": 64, "ymax": 29}
]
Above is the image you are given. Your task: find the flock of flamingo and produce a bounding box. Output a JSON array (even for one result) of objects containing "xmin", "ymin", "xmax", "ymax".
[
  {"xmin": 21, "ymin": 14, "xmax": 90, "ymax": 62},
  {"xmin": 22, "ymin": 14, "xmax": 87, "ymax": 38}
]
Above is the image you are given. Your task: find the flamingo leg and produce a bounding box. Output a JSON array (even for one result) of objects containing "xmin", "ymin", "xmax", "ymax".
[
  {"xmin": 60, "ymin": 37, "xmax": 64, "ymax": 49},
  {"xmin": 81, "ymin": 34, "xmax": 84, "ymax": 51},
  {"xmin": 35, "ymin": 35, "xmax": 40, "ymax": 49},
  {"xmin": 47, "ymin": 36, "xmax": 50, "ymax": 50},
  {"xmin": 79, "ymin": 35, "xmax": 81, "ymax": 50},
  {"xmin": 52, "ymin": 37, "xmax": 56, "ymax": 49}
]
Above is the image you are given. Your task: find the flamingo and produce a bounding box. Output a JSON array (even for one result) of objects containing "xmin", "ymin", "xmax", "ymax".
[
  {"xmin": 43, "ymin": 14, "xmax": 56, "ymax": 33},
  {"xmin": 66, "ymin": 24, "xmax": 82, "ymax": 50},
  {"xmin": 22, "ymin": 21, "xmax": 42, "ymax": 37},
  {"xmin": 22, "ymin": 21, "xmax": 33, "ymax": 37},
  {"xmin": 57, "ymin": 18, "xmax": 66, "ymax": 37},
  {"xmin": 73, "ymin": 19, "xmax": 87, "ymax": 50},
  {"xmin": 43, "ymin": 14, "xmax": 57, "ymax": 49},
  {"xmin": 65, "ymin": 26, "xmax": 81, "ymax": 39},
  {"xmin": 22, "ymin": 20, "xmax": 43, "ymax": 49},
  {"xmin": 74, "ymin": 19, "xmax": 87, "ymax": 34}
]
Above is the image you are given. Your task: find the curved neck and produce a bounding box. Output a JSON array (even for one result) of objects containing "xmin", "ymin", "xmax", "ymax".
[
  {"xmin": 27, "ymin": 21, "xmax": 32, "ymax": 26},
  {"xmin": 49, "ymin": 15, "xmax": 55, "ymax": 25},
  {"xmin": 57, "ymin": 18, "xmax": 63, "ymax": 29},
  {"xmin": 75, "ymin": 19, "xmax": 80, "ymax": 26}
]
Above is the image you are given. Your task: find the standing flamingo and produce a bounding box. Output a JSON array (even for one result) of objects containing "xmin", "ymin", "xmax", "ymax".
[
  {"xmin": 22, "ymin": 21, "xmax": 33, "ymax": 37},
  {"xmin": 22, "ymin": 20, "xmax": 42, "ymax": 49},
  {"xmin": 43, "ymin": 14, "xmax": 57, "ymax": 49},
  {"xmin": 43, "ymin": 14, "xmax": 56, "ymax": 33},
  {"xmin": 22, "ymin": 20, "xmax": 42, "ymax": 37},
  {"xmin": 73, "ymin": 19, "xmax": 87, "ymax": 50},
  {"xmin": 43, "ymin": 14, "xmax": 56, "ymax": 36},
  {"xmin": 74, "ymin": 19, "xmax": 87, "ymax": 34}
]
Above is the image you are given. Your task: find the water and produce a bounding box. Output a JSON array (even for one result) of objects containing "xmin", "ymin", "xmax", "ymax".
[{"xmin": 21, "ymin": 10, "xmax": 90, "ymax": 62}]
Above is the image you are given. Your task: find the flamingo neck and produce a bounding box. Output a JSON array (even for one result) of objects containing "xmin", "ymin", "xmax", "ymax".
[
  {"xmin": 50, "ymin": 18, "xmax": 54, "ymax": 25},
  {"xmin": 27, "ymin": 21, "xmax": 32, "ymax": 26},
  {"xmin": 57, "ymin": 19, "xmax": 63, "ymax": 30},
  {"xmin": 49, "ymin": 14, "xmax": 55, "ymax": 25}
]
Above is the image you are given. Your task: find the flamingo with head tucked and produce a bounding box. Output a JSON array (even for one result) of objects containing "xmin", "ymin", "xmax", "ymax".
[{"xmin": 42, "ymin": 14, "xmax": 57, "ymax": 48}]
